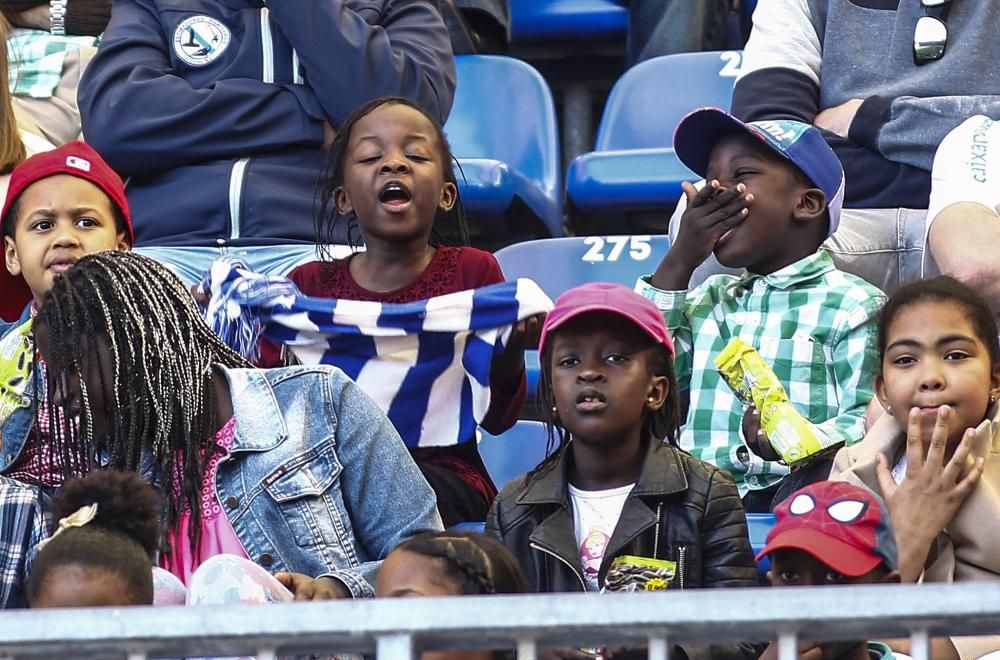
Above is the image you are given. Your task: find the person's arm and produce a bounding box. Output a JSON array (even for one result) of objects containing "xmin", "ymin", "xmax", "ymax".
[
  {"xmin": 78, "ymin": 0, "xmax": 327, "ymax": 177},
  {"xmin": 678, "ymin": 470, "xmax": 759, "ymax": 660},
  {"xmin": 320, "ymin": 372, "xmax": 444, "ymax": 598},
  {"xmin": 810, "ymin": 295, "xmax": 885, "ymax": 447},
  {"xmin": 265, "ymin": 0, "xmax": 456, "ymax": 125},
  {"xmin": 850, "ymin": 95, "xmax": 1000, "ymax": 172},
  {"xmin": 479, "ymin": 254, "xmax": 530, "ymax": 435},
  {"xmin": 0, "ymin": 483, "xmax": 48, "ymax": 609}
]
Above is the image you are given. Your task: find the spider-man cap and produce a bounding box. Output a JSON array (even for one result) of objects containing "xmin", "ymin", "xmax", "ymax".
[{"xmin": 757, "ymin": 481, "xmax": 898, "ymax": 576}]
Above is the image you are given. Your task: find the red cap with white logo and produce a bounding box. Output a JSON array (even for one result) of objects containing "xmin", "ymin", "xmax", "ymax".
[{"xmin": 1, "ymin": 141, "xmax": 133, "ymax": 322}]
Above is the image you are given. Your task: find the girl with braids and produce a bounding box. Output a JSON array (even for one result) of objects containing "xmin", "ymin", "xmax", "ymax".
[
  {"xmin": 487, "ymin": 283, "xmax": 758, "ymax": 660},
  {"xmin": 258, "ymin": 96, "xmax": 540, "ymax": 527},
  {"xmin": 34, "ymin": 250, "xmax": 442, "ymax": 599},
  {"xmin": 28, "ymin": 470, "xmax": 159, "ymax": 607},
  {"xmin": 376, "ymin": 531, "xmax": 527, "ymax": 660}
]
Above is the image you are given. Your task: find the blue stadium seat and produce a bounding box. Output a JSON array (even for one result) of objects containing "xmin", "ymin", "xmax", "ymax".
[
  {"xmin": 511, "ymin": 0, "xmax": 628, "ymax": 41},
  {"xmin": 445, "ymin": 55, "xmax": 563, "ymax": 240},
  {"xmin": 747, "ymin": 512, "xmax": 775, "ymax": 573},
  {"xmin": 495, "ymin": 234, "xmax": 670, "ymax": 394},
  {"xmin": 479, "ymin": 420, "xmax": 552, "ymax": 490},
  {"xmin": 566, "ymin": 50, "xmax": 743, "ymax": 214}
]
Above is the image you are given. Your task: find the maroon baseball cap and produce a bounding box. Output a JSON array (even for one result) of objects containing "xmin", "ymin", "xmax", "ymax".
[
  {"xmin": 1, "ymin": 141, "xmax": 133, "ymax": 322},
  {"xmin": 757, "ymin": 481, "xmax": 898, "ymax": 577},
  {"xmin": 538, "ymin": 282, "xmax": 675, "ymax": 357}
]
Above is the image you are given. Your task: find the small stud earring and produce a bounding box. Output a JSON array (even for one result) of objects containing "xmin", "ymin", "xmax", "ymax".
[
  {"xmin": 885, "ymin": 404, "xmax": 894, "ymax": 415},
  {"xmin": 551, "ymin": 405, "xmax": 558, "ymax": 414},
  {"xmin": 991, "ymin": 393, "xmax": 997, "ymax": 405}
]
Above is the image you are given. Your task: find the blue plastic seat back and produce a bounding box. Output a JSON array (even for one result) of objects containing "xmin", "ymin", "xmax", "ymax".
[
  {"xmin": 595, "ymin": 50, "xmax": 743, "ymax": 152},
  {"xmin": 747, "ymin": 512, "xmax": 775, "ymax": 573},
  {"xmin": 444, "ymin": 55, "xmax": 562, "ymax": 237},
  {"xmin": 445, "ymin": 55, "xmax": 561, "ymax": 211},
  {"xmin": 510, "ymin": 0, "xmax": 628, "ymax": 41},
  {"xmin": 494, "ymin": 235, "xmax": 670, "ymax": 301},
  {"xmin": 479, "ymin": 420, "xmax": 553, "ymax": 491}
]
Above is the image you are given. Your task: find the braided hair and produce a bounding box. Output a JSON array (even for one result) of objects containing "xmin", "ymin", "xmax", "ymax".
[
  {"xmin": 315, "ymin": 96, "xmax": 470, "ymax": 256},
  {"xmin": 35, "ymin": 251, "xmax": 250, "ymax": 547},
  {"xmin": 526, "ymin": 341, "xmax": 682, "ymax": 488},
  {"xmin": 393, "ymin": 531, "xmax": 528, "ymax": 596},
  {"xmin": 27, "ymin": 470, "xmax": 161, "ymax": 606}
]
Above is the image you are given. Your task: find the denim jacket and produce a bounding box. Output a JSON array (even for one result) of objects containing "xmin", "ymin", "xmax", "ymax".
[
  {"xmin": 0, "ymin": 305, "xmax": 37, "ymax": 473},
  {"xmin": 216, "ymin": 364, "xmax": 443, "ymax": 598}
]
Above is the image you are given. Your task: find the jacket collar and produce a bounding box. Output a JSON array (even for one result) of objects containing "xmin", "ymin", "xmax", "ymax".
[
  {"xmin": 731, "ymin": 250, "xmax": 835, "ymax": 293},
  {"xmin": 217, "ymin": 365, "xmax": 287, "ymax": 452},
  {"xmin": 520, "ymin": 439, "xmax": 690, "ymax": 576},
  {"xmin": 516, "ymin": 438, "xmax": 690, "ymax": 506}
]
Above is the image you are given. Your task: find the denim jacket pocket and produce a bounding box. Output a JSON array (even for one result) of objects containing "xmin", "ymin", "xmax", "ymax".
[{"xmin": 263, "ymin": 444, "xmax": 345, "ymax": 548}]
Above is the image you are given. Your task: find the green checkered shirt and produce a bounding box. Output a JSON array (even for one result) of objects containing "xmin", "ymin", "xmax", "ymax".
[
  {"xmin": 636, "ymin": 251, "xmax": 885, "ymax": 495},
  {"xmin": 6, "ymin": 28, "xmax": 99, "ymax": 99}
]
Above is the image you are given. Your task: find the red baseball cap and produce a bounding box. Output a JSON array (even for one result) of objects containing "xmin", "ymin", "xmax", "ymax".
[
  {"xmin": 757, "ymin": 480, "xmax": 898, "ymax": 577},
  {"xmin": 1, "ymin": 141, "xmax": 133, "ymax": 322},
  {"xmin": 538, "ymin": 282, "xmax": 675, "ymax": 357}
]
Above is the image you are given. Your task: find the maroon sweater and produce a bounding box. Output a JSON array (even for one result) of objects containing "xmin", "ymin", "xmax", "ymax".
[{"xmin": 260, "ymin": 247, "xmax": 526, "ymax": 504}]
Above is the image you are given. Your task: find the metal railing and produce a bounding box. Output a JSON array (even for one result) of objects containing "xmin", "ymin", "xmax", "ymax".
[{"xmin": 2, "ymin": 583, "xmax": 1000, "ymax": 659}]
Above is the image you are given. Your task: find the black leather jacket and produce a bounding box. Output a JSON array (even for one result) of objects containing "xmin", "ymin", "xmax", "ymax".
[{"xmin": 486, "ymin": 439, "xmax": 759, "ymax": 660}]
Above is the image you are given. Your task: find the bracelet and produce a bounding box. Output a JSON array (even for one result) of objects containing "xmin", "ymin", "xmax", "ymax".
[{"xmin": 49, "ymin": 0, "xmax": 67, "ymax": 35}]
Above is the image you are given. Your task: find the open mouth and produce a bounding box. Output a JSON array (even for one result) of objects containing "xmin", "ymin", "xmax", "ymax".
[
  {"xmin": 575, "ymin": 388, "xmax": 608, "ymax": 412},
  {"xmin": 378, "ymin": 180, "xmax": 412, "ymax": 208}
]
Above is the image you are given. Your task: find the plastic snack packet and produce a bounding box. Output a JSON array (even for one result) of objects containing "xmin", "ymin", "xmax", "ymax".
[
  {"xmin": 714, "ymin": 337, "xmax": 836, "ymax": 465},
  {"xmin": 602, "ymin": 555, "xmax": 677, "ymax": 593}
]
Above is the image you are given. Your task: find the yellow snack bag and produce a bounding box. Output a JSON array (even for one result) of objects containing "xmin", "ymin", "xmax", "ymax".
[
  {"xmin": 714, "ymin": 338, "xmax": 836, "ymax": 466},
  {"xmin": 0, "ymin": 318, "xmax": 35, "ymax": 425},
  {"xmin": 602, "ymin": 555, "xmax": 676, "ymax": 593}
]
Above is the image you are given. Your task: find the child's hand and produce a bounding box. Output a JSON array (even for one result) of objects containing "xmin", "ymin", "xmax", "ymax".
[
  {"xmin": 650, "ymin": 180, "xmax": 752, "ymax": 290},
  {"xmin": 875, "ymin": 406, "xmax": 985, "ymax": 582},
  {"xmin": 274, "ymin": 572, "xmax": 351, "ymax": 600},
  {"xmin": 742, "ymin": 406, "xmax": 780, "ymax": 462},
  {"xmin": 508, "ymin": 313, "xmax": 545, "ymax": 352}
]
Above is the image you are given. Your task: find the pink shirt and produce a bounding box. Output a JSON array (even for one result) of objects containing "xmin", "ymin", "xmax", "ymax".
[{"xmin": 161, "ymin": 417, "xmax": 249, "ymax": 585}]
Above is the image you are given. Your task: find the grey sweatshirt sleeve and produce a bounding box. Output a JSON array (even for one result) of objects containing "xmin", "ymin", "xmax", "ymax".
[{"xmin": 851, "ymin": 94, "xmax": 1000, "ymax": 171}]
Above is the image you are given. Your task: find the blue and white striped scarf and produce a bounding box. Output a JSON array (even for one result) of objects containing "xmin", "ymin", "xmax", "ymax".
[{"xmin": 203, "ymin": 258, "xmax": 552, "ymax": 448}]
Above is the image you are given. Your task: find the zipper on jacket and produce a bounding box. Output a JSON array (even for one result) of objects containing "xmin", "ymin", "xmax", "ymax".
[
  {"xmin": 292, "ymin": 48, "xmax": 303, "ymax": 84},
  {"xmin": 677, "ymin": 546, "xmax": 687, "ymax": 590},
  {"xmin": 653, "ymin": 501, "xmax": 663, "ymax": 559},
  {"xmin": 260, "ymin": 7, "xmax": 275, "ymax": 84},
  {"xmin": 530, "ymin": 542, "xmax": 587, "ymax": 592},
  {"xmin": 228, "ymin": 158, "xmax": 250, "ymax": 240}
]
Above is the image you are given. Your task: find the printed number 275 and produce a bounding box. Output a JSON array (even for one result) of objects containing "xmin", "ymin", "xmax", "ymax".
[{"xmin": 582, "ymin": 236, "xmax": 653, "ymax": 262}]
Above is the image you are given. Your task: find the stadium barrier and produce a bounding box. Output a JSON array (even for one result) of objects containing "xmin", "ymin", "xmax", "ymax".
[{"xmin": 2, "ymin": 583, "xmax": 999, "ymax": 659}]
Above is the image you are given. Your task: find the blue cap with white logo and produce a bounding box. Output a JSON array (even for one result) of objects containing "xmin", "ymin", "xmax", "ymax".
[{"xmin": 673, "ymin": 107, "xmax": 845, "ymax": 237}]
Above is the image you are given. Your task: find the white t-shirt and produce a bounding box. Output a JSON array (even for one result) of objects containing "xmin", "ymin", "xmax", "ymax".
[{"xmin": 568, "ymin": 483, "xmax": 634, "ymax": 591}]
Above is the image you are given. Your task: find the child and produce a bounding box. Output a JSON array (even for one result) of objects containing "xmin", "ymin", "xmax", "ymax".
[
  {"xmin": 637, "ymin": 107, "xmax": 886, "ymax": 511},
  {"xmin": 34, "ymin": 250, "xmax": 442, "ymax": 598},
  {"xmin": 28, "ymin": 470, "xmax": 159, "ymax": 608},
  {"xmin": 377, "ymin": 531, "xmax": 528, "ymax": 660},
  {"xmin": 757, "ymin": 480, "xmax": 908, "ymax": 660},
  {"xmin": 0, "ymin": 141, "xmax": 133, "ymax": 489},
  {"xmin": 487, "ymin": 282, "xmax": 758, "ymax": 660},
  {"xmin": 0, "ymin": 476, "xmax": 47, "ymax": 608},
  {"xmin": 258, "ymin": 96, "xmax": 535, "ymax": 526},
  {"xmin": 830, "ymin": 276, "xmax": 1000, "ymax": 660}
]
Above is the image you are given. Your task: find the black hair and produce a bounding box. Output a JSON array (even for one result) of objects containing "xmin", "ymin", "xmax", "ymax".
[
  {"xmin": 2, "ymin": 197, "xmax": 132, "ymax": 244},
  {"xmin": 526, "ymin": 333, "xmax": 682, "ymax": 487},
  {"xmin": 392, "ymin": 531, "xmax": 528, "ymax": 595},
  {"xmin": 27, "ymin": 470, "xmax": 161, "ymax": 606},
  {"xmin": 314, "ymin": 96, "xmax": 470, "ymax": 257},
  {"xmin": 877, "ymin": 275, "xmax": 1000, "ymax": 366},
  {"xmin": 35, "ymin": 251, "xmax": 251, "ymax": 550}
]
